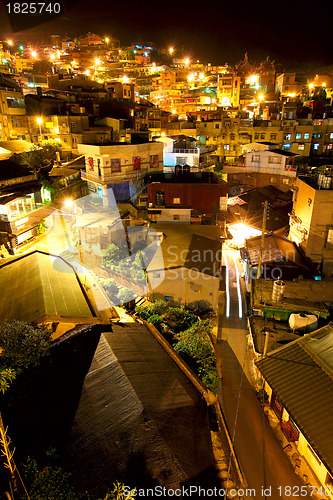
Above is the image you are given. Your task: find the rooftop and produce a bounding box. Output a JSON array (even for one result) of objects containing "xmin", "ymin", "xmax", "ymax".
[
  {"xmin": 252, "ymin": 278, "xmax": 333, "ymax": 317},
  {"xmin": 3, "ymin": 323, "xmax": 218, "ymax": 495},
  {"xmin": 256, "ymin": 323, "xmax": 333, "ymax": 475},
  {"xmin": 0, "ymin": 251, "xmax": 94, "ymax": 324}
]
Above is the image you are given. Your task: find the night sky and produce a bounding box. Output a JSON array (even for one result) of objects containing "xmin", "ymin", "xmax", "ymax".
[{"xmin": 1, "ymin": 0, "xmax": 333, "ymax": 70}]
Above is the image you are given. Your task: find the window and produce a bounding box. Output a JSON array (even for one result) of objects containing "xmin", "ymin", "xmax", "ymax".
[
  {"xmin": 88, "ymin": 157, "xmax": 94, "ymax": 170},
  {"xmin": 111, "ymin": 158, "xmax": 121, "ymax": 172},
  {"xmin": 173, "ymin": 198, "xmax": 180, "ymax": 204},
  {"xmin": 255, "ymin": 133, "xmax": 260, "ymax": 140},
  {"xmin": 298, "ymin": 143, "xmax": 305, "ymax": 150},
  {"xmin": 304, "ymin": 133, "xmax": 310, "ymax": 139},
  {"xmin": 252, "ymin": 155, "xmax": 260, "ymax": 162},
  {"xmin": 270, "ymin": 177, "xmax": 276, "ymax": 183},
  {"xmin": 215, "ymin": 123, "xmax": 220, "ymax": 128},
  {"xmin": 327, "ymin": 228, "xmax": 333, "ymax": 246},
  {"xmin": 260, "ymin": 134, "xmax": 265, "ymax": 140},
  {"xmin": 313, "ymin": 143, "xmax": 320, "ymax": 150},
  {"xmin": 164, "ymin": 295, "xmax": 173, "ymax": 301},
  {"xmin": 271, "ymin": 134, "xmax": 277, "ymax": 140},
  {"xmin": 284, "ymin": 133, "xmax": 291, "ymax": 140},
  {"xmin": 330, "ymin": 132, "xmax": 333, "ymax": 139},
  {"xmin": 224, "ymin": 144, "xmax": 230, "ymax": 150},
  {"xmin": 133, "ymin": 157, "xmax": 141, "ymax": 170},
  {"xmin": 70, "ymin": 122, "xmax": 75, "ymax": 128},
  {"xmin": 150, "ymin": 154, "xmax": 159, "ymax": 168},
  {"xmin": 176, "ymin": 157, "xmax": 186, "ymax": 165},
  {"xmin": 73, "ymin": 137, "xmax": 77, "ymax": 143},
  {"xmin": 283, "ymin": 178, "xmax": 289, "ymax": 185},
  {"xmin": 173, "ymin": 214, "xmax": 180, "ymax": 220},
  {"xmin": 328, "ymin": 144, "xmax": 333, "ymax": 150},
  {"xmin": 268, "ymin": 156, "xmax": 281, "ymax": 164},
  {"xmin": 296, "ymin": 133, "xmax": 301, "ymax": 140}
]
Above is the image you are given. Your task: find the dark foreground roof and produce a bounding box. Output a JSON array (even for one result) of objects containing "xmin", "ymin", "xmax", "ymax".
[
  {"xmin": 256, "ymin": 323, "xmax": 333, "ymax": 475},
  {"xmin": 1, "ymin": 323, "xmax": 217, "ymax": 496}
]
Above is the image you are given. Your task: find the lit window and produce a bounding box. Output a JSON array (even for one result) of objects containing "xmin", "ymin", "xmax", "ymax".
[
  {"xmin": 224, "ymin": 144, "xmax": 230, "ymax": 150},
  {"xmin": 283, "ymin": 144, "xmax": 291, "ymax": 150},
  {"xmin": 270, "ymin": 177, "xmax": 276, "ymax": 183},
  {"xmin": 313, "ymin": 143, "xmax": 320, "ymax": 150},
  {"xmin": 298, "ymin": 144, "xmax": 305, "ymax": 150},
  {"xmin": 252, "ymin": 155, "xmax": 260, "ymax": 162},
  {"xmin": 296, "ymin": 133, "xmax": 301, "ymax": 140},
  {"xmin": 284, "ymin": 133, "xmax": 291, "ymax": 140},
  {"xmin": 330, "ymin": 133, "xmax": 333, "ymax": 139},
  {"xmin": 173, "ymin": 198, "xmax": 180, "ymax": 204},
  {"xmin": 328, "ymin": 144, "xmax": 333, "ymax": 150},
  {"xmin": 271, "ymin": 134, "xmax": 277, "ymax": 140},
  {"xmin": 304, "ymin": 133, "xmax": 310, "ymax": 139}
]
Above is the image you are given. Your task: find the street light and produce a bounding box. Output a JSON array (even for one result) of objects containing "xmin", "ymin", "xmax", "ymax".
[
  {"xmin": 7, "ymin": 40, "xmax": 13, "ymax": 46},
  {"xmin": 36, "ymin": 117, "xmax": 42, "ymax": 138},
  {"xmin": 105, "ymin": 37, "xmax": 109, "ymax": 44},
  {"xmin": 184, "ymin": 58, "xmax": 190, "ymax": 67},
  {"xmin": 31, "ymin": 50, "xmax": 37, "ymax": 59},
  {"xmin": 169, "ymin": 47, "xmax": 174, "ymax": 55}
]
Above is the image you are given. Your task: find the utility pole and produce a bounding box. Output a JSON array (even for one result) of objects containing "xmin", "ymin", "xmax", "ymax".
[{"xmin": 257, "ymin": 200, "xmax": 268, "ymax": 279}]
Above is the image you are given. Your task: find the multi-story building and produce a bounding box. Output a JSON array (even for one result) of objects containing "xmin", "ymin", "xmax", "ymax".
[
  {"xmin": 289, "ymin": 174, "xmax": 333, "ymax": 276},
  {"xmin": 217, "ymin": 73, "xmax": 241, "ymax": 107},
  {"xmin": 0, "ymin": 76, "xmax": 29, "ymax": 140},
  {"xmin": 78, "ymin": 140, "xmax": 164, "ymax": 204},
  {"xmin": 275, "ymin": 73, "xmax": 303, "ymax": 97}
]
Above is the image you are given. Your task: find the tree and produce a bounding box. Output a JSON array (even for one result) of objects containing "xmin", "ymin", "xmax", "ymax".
[
  {"xmin": 102, "ymin": 278, "xmax": 119, "ymax": 296},
  {"xmin": 174, "ymin": 320, "xmax": 215, "ymax": 364},
  {"xmin": 0, "ymin": 321, "xmax": 51, "ymax": 373},
  {"xmin": 32, "ymin": 59, "xmax": 53, "ymax": 74},
  {"xmin": 117, "ymin": 287, "xmax": 134, "ymax": 304},
  {"xmin": 103, "ymin": 243, "xmax": 128, "ymax": 267},
  {"xmin": 20, "ymin": 140, "xmax": 61, "ymax": 174}
]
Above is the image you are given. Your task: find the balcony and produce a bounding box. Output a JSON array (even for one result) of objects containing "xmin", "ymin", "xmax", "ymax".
[
  {"xmin": 81, "ymin": 169, "xmax": 148, "ymax": 184},
  {"xmin": 172, "ymin": 148, "xmax": 198, "ymax": 154}
]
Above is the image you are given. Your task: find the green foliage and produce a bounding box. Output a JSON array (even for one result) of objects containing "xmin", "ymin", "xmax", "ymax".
[
  {"xmin": 20, "ymin": 140, "xmax": 61, "ymax": 174},
  {"xmin": 174, "ymin": 320, "xmax": 220, "ymax": 393},
  {"xmin": 174, "ymin": 320, "xmax": 214, "ymax": 363},
  {"xmin": 103, "ymin": 244, "xmax": 127, "ymax": 266},
  {"xmin": 117, "ymin": 287, "xmax": 134, "ymax": 304},
  {"xmin": 21, "ymin": 454, "xmax": 135, "ymax": 500},
  {"xmin": 146, "ymin": 314, "xmax": 163, "ymax": 330},
  {"xmin": 0, "ymin": 321, "xmax": 51, "ymax": 372},
  {"xmin": 37, "ymin": 223, "xmax": 46, "ymax": 234},
  {"xmin": 135, "ymin": 301, "xmax": 220, "ymax": 393},
  {"xmin": 0, "ymin": 367, "xmax": 17, "ymax": 394},
  {"xmin": 102, "ymin": 278, "xmax": 119, "ymax": 296},
  {"xmin": 163, "ymin": 306, "xmax": 198, "ymax": 333}
]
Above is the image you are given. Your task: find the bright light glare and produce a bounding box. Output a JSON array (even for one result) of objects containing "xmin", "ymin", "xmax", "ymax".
[
  {"xmin": 31, "ymin": 50, "xmax": 37, "ymax": 58},
  {"xmin": 184, "ymin": 58, "xmax": 190, "ymax": 66},
  {"xmin": 228, "ymin": 223, "xmax": 261, "ymax": 248},
  {"xmin": 247, "ymin": 74, "xmax": 259, "ymax": 86},
  {"xmin": 122, "ymin": 75, "xmax": 130, "ymax": 83},
  {"xmin": 36, "ymin": 117, "xmax": 43, "ymax": 125},
  {"xmin": 258, "ymin": 93, "xmax": 265, "ymax": 101},
  {"xmin": 64, "ymin": 199, "xmax": 73, "ymax": 207},
  {"xmin": 169, "ymin": 47, "xmax": 174, "ymax": 55},
  {"xmin": 7, "ymin": 40, "xmax": 13, "ymax": 46}
]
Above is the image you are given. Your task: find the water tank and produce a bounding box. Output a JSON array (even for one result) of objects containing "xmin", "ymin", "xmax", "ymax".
[
  {"xmin": 272, "ymin": 280, "xmax": 285, "ymax": 302},
  {"xmin": 289, "ymin": 313, "xmax": 318, "ymax": 333}
]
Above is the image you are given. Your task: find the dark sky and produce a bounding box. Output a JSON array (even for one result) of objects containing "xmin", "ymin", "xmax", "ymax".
[{"xmin": 1, "ymin": 0, "xmax": 332, "ymax": 70}]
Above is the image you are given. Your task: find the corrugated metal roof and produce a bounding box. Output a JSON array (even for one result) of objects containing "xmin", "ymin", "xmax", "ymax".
[{"xmin": 256, "ymin": 324, "xmax": 333, "ymax": 475}]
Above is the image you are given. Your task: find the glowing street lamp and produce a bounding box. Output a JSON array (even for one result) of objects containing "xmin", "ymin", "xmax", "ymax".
[
  {"xmin": 7, "ymin": 40, "xmax": 13, "ymax": 46},
  {"xmin": 258, "ymin": 93, "xmax": 265, "ymax": 101},
  {"xmin": 50, "ymin": 53, "xmax": 56, "ymax": 61},
  {"xmin": 309, "ymin": 83, "xmax": 314, "ymax": 89},
  {"xmin": 122, "ymin": 75, "xmax": 130, "ymax": 84},
  {"xmin": 184, "ymin": 58, "xmax": 190, "ymax": 67},
  {"xmin": 36, "ymin": 117, "xmax": 43, "ymax": 137},
  {"xmin": 169, "ymin": 47, "xmax": 174, "ymax": 55},
  {"xmin": 31, "ymin": 50, "xmax": 37, "ymax": 59},
  {"xmin": 105, "ymin": 37, "xmax": 109, "ymax": 44}
]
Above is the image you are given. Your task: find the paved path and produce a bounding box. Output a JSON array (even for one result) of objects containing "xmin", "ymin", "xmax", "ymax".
[{"xmin": 215, "ymin": 245, "xmax": 309, "ymax": 499}]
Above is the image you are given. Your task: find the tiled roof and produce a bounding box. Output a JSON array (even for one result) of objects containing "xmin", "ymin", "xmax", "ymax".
[{"xmin": 256, "ymin": 324, "xmax": 333, "ymax": 475}]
